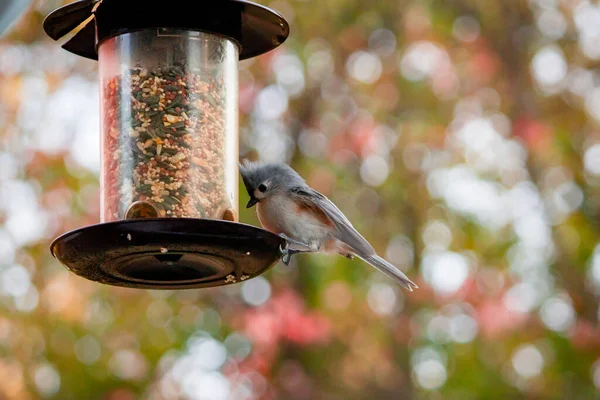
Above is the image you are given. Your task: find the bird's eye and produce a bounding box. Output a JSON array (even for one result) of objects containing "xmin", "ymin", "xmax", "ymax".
[{"xmin": 258, "ymin": 183, "xmax": 267, "ymax": 193}]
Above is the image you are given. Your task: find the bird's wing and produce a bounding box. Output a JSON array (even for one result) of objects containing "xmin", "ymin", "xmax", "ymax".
[{"xmin": 289, "ymin": 186, "xmax": 375, "ymax": 256}]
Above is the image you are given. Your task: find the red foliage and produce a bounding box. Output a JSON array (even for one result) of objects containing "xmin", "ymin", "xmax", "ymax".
[
  {"xmin": 348, "ymin": 116, "xmax": 378, "ymax": 157},
  {"xmin": 476, "ymin": 298, "xmax": 529, "ymax": 339},
  {"xmin": 468, "ymin": 49, "xmax": 500, "ymax": 86},
  {"xmin": 513, "ymin": 116, "xmax": 552, "ymax": 150},
  {"xmin": 243, "ymin": 288, "xmax": 332, "ymax": 348},
  {"xmin": 239, "ymin": 81, "xmax": 259, "ymax": 114},
  {"xmin": 569, "ymin": 319, "xmax": 600, "ymax": 350}
]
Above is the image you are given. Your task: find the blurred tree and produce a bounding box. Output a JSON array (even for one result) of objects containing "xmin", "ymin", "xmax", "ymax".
[{"xmin": 0, "ymin": 0, "xmax": 599, "ymax": 399}]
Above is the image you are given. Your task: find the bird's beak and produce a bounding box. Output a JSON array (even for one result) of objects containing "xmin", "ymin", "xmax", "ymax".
[{"xmin": 246, "ymin": 196, "xmax": 259, "ymax": 208}]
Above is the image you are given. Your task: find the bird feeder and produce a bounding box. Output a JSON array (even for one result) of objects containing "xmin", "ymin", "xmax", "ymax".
[{"xmin": 43, "ymin": 0, "xmax": 288, "ymax": 289}]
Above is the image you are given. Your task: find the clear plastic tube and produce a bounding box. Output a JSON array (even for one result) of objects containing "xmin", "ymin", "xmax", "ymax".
[{"xmin": 99, "ymin": 29, "xmax": 239, "ymax": 223}]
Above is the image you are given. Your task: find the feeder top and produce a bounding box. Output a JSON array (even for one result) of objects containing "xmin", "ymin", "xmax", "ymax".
[{"xmin": 43, "ymin": 0, "xmax": 290, "ymax": 60}]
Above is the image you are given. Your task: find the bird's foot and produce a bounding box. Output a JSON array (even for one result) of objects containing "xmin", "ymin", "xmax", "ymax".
[
  {"xmin": 281, "ymin": 247, "xmax": 300, "ymax": 265},
  {"xmin": 279, "ymin": 234, "xmax": 313, "ymax": 265},
  {"xmin": 279, "ymin": 242, "xmax": 290, "ymax": 265},
  {"xmin": 279, "ymin": 244, "xmax": 303, "ymax": 266},
  {"xmin": 278, "ymin": 233, "xmax": 312, "ymax": 251},
  {"xmin": 343, "ymin": 253, "xmax": 355, "ymax": 260}
]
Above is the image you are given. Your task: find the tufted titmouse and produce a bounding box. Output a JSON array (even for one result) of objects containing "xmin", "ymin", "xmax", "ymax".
[{"xmin": 239, "ymin": 161, "xmax": 418, "ymax": 291}]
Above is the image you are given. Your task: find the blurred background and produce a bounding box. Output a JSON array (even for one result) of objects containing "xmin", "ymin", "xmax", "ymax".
[{"xmin": 1, "ymin": 0, "xmax": 600, "ymax": 399}]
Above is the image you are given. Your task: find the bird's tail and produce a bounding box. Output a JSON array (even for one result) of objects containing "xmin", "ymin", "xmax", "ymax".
[{"xmin": 359, "ymin": 254, "xmax": 418, "ymax": 291}]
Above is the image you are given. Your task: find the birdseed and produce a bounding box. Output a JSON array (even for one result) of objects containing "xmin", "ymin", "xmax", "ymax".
[{"xmin": 102, "ymin": 65, "xmax": 234, "ymax": 221}]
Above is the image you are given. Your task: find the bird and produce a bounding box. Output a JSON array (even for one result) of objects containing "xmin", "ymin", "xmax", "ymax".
[{"xmin": 238, "ymin": 160, "xmax": 418, "ymax": 291}]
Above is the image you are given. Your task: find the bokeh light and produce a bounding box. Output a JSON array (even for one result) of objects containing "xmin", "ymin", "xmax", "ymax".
[{"xmin": 0, "ymin": 0, "xmax": 599, "ymax": 398}]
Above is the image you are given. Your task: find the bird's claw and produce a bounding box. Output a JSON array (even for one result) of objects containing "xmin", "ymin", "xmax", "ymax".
[
  {"xmin": 279, "ymin": 243, "xmax": 297, "ymax": 265},
  {"xmin": 279, "ymin": 234, "xmax": 310, "ymax": 265},
  {"xmin": 282, "ymin": 251, "xmax": 292, "ymax": 265},
  {"xmin": 278, "ymin": 235, "xmax": 295, "ymax": 265}
]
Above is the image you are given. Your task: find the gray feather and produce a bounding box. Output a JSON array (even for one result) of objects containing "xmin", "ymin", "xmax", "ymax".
[
  {"xmin": 289, "ymin": 187, "xmax": 417, "ymax": 290},
  {"xmin": 239, "ymin": 160, "xmax": 307, "ymax": 201},
  {"xmin": 358, "ymin": 254, "xmax": 418, "ymax": 291},
  {"xmin": 289, "ymin": 187, "xmax": 375, "ymax": 256}
]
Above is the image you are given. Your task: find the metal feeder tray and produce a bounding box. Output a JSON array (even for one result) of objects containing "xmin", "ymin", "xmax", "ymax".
[{"xmin": 51, "ymin": 219, "xmax": 285, "ymax": 289}]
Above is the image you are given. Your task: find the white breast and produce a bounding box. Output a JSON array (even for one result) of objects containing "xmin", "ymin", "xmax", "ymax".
[{"xmin": 257, "ymin": 194, "xmax": 331, "ymax": 244}]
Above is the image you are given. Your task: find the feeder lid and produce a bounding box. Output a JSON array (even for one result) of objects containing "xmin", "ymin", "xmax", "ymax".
[
  {"xmin": 43, "ymin": 0, "xmax": 289, "ymax": 60},
  {"xmin": 51, "ymin": 218, "xmax": 285, "ymax": 289}
]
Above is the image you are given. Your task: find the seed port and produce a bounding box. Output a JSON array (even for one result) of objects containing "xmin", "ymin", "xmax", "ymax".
[
  {"xmin": 126, "ymin": 201, "xmax": 159, "ymax": 220},
  {"xmin": 222, "ymin": 208, "xmax": 236, "ymax": 222}
]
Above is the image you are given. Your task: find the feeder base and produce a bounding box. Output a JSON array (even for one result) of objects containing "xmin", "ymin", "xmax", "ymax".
[{"xmin": 50, "ymin": 218, "xmax": 284, "ymax": 289}]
